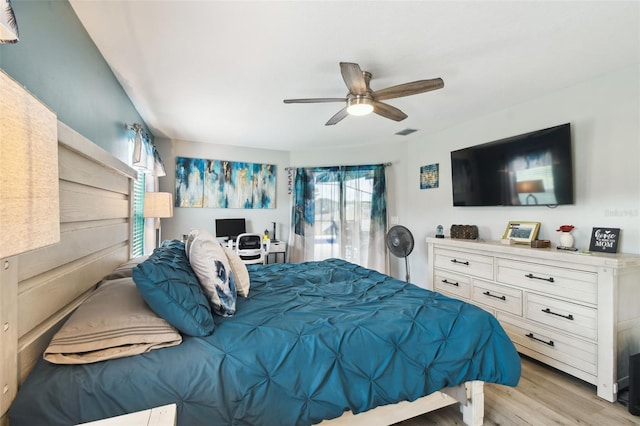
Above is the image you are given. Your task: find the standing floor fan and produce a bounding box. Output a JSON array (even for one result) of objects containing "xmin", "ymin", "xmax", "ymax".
[{"xmin": 386, "ymin": 225, "xmax": 415, "ymax": 282}]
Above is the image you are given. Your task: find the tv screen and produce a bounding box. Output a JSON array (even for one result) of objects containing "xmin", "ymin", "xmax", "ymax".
[
  {"xmin": 215, "ymin": 218, "xmax": 246, "ymax": 240},
  {"xmin": 451, "ymin": 123, "xmax": 573, "ymax": 206}
]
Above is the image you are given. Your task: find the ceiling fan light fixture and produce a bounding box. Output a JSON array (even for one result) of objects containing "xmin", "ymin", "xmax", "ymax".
[
  {"xmin": 346, "ymin": 96, "xmax": 374, "ymax": 116},
  {"xmin": 283, "ymin": 62, "xmax": 444, "ymax": 125}
]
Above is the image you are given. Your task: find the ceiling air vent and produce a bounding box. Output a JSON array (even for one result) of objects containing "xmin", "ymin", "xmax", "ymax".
[{"xmin": 395, "ymin": 128, "xmax": 418, "ymax": 136}]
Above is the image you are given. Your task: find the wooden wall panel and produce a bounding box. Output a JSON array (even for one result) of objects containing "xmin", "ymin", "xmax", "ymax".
[
  {"xmin": 57, "ymin": 122, "xmax": 136, "ymax": 181},
  {"xmin": 59, "ymin": 145, "xmax": 130, "ymax": 194},
  {"xmin": 59, "ymin": 180, "xmax": 129, "ymax": 223},
  {"xmin": 18, "ymin": 222, "xmax": 129, "ymax": 282},
  {"xmin": 17, "ymin": 243, "xmax": 129, "ymax": 339},
  {"xmin": 17, "ymin": 319, "xmax": 65, "ymax": 384},
  {"xmin": 0, "ymin": 257, "xmax": 18, "ymax": 420}
]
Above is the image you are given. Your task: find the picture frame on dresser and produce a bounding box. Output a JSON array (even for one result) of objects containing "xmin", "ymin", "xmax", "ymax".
[
  {"xmin": 589, "ymin": 227, "xmax": 620, "ymax": 253},
  {"xmin": 502, "ymin": 221, "xmax": 540, "ymax": 244}
]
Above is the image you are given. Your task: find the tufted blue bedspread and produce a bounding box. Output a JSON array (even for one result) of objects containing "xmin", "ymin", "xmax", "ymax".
[{"xmin": 9, "ymin": 259, "xmax": 520, "ymax": 426}]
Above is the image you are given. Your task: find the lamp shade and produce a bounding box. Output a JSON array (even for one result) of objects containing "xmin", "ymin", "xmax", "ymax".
[
  {"xmin": 0, "ymin": 70, "xmax": 59, "ymax": 258},
  {"xmin": 144, "ymin": 192, "xmax": 174, "ymax": 218}
]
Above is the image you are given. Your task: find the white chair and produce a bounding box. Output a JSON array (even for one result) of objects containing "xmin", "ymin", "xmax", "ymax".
[{"xmin": 235, "ymin": 233, "xmax": 269, "ymax": 265}]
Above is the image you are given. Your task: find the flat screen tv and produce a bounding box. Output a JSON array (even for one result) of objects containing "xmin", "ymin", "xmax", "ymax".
[
  {"xmin": 215, "ymin": 218, "xmax": 246, "ymax": 240},
  {"xmin": 450, "ymin": 123, "xmax": 574, "ymax": 206}
]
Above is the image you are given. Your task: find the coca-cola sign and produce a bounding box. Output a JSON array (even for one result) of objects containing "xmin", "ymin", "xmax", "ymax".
[{"xmin": 589, "ymin": 227, "xmax": 620, "ymax": 253}]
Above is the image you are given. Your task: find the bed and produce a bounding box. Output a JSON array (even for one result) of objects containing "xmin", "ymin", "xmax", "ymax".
[
  {"xmin": 9, "ymin": 238, "xmax": 520, "ymax": 425},
  {"xmin": 2, "ymin": 115, "xmax": 520, "ymax": 426}
]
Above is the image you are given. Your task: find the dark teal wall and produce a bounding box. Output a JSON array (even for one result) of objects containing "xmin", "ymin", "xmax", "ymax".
[{"xmin": 0, "ymin": 0, "xmax": 149, "ymax": 164}]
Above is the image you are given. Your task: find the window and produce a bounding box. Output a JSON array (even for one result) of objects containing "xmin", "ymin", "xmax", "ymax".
[
  {"xmin": 314, "ymin": 174, "xmax": 374, "ymax": 262},
  {"xmin": 131, "ymin": 173, "xmax": 146, "ymax": 257},
  {"xmin": 290, "ymin": 165, "xmax": 387, "ymax": 272}
]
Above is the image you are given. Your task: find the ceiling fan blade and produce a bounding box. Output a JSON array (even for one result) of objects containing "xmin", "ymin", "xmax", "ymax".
[
  {"xmin": 325, "ymin": 107, "xmax": 349, "ymax": 126},
  {"xmin": 373, "ymin": 101, "xmax": 408, "ymax": 122},
  {"xmin": 284, "ymin": 98, "xmax": 346, "ymax": 104},
  {"xmin": 373, "ymin": 78, "xmax": 444, "ymax": 101},
  {"xmin": 340, "ymin": 62, "xmax": 367, "ymax": 95}
]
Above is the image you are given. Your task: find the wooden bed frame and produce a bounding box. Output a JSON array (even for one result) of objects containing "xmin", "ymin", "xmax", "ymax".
[
  {"xmin": 0, "ymin": 121, "xmax": 137, "ymax": 426},
  {"xmin": 321, "ymin": 381, "xmax": 483, "ymax": 425},
  {"xmin": 0, "ymin": 120, "xmax": 484, "ymax": 426}
]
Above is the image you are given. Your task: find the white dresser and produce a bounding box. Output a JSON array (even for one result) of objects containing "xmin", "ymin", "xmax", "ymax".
[{"xmin": 426, "ymin": 237, "xmax": 640, "ymax": 402}]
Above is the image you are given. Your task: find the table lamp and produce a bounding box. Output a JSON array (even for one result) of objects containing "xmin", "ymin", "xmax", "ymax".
[{"xmin": 144, "ymin": 192, "xmax": 174, "ymax": 248}]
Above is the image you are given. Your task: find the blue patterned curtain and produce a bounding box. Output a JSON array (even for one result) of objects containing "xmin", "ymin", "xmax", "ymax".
[
  {"xmin": 128, "ymin": 123, "xmax": 165, "ymax": 177},
  {"xmin": 127, "ymin": 123, "xmax": 166, "ymax": 255},
  {"xmin": 289, "ymin": 164, "xmax": 387, "ymax": 272}
]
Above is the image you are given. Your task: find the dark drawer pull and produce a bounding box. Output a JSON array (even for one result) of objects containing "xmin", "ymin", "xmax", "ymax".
[
  {"xmin": 526, "ymin": 333, "xmax": 555, "ymax": 347},
  {"xmin": 483, "ymin": 291, "xmax": 506, "ymax": 301},
  {"xmin": 542, "ymin": 308, "xmax": 574, "ymax": 320},
  {"xmin": 450, "ymin": 259, "xmax": 469, "ymax": 266},
  {"xmin": 525, "ymin": 273, "xmax": 554, "ymax": 283},
  {"xmin": 441, "ymin": 279, "xmax": 459, "ymax": 287}
]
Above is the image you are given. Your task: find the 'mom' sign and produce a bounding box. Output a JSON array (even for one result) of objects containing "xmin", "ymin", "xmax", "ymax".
[{"xmin": 589, "ymin": 227, "xmax": 620, "ymax": 253}]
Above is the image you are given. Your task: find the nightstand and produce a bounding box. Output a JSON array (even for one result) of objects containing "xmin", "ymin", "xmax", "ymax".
[
  {"xmin": 76, "ymin": 403, "xmax": 176, "ymax": 426},
  {"xmin": 266, "ymin": 241, "xmax": 287, "ymax": 264}
]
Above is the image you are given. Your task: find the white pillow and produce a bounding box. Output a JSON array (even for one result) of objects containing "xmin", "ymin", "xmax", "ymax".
[
  {"xmin": 185, "ymin": 229, "xmax": 198, "ymax": 258},
  {"xmin": 186, "ymin": 229, "xmax": 237, "ymax": 316},
  {"xmin": 223, "ymin": 246, "xmax": 250, "ymax": 297}
]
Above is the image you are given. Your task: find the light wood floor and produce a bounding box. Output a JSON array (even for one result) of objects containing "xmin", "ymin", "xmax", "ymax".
[{"xmin": 397, "ymin": 355, "xmax": 640, "ymax": 425}]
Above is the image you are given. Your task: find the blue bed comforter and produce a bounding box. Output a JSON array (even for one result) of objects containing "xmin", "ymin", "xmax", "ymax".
[{"xmin": 10, "ymin": 259, "xmax": 520, "ymax": 425}]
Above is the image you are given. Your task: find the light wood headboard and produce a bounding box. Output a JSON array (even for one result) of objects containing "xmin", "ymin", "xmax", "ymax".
[{"xmin": 1, "ymin": 121, "xmax": 137, "ymax": 424}]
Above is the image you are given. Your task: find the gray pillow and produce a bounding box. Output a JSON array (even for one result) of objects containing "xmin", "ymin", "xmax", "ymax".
[
  {"xmin": 102, "ymin": 256, "xmax": 149, "ymax": 280},
  {"xmin": 44, "ymin": 277, "xmax": 182, "ymax": 364}
]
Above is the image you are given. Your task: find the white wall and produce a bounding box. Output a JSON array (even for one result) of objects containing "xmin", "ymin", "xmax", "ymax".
[
  {"xmin": 155, "ymin": 138, "xmax": 291, "ymax": 244},
  {"xmin": 290, "ymin": 140, "xmax": 410, "ymax": 280},
  {"xmin": 154, "ymin": 66, "xmax": 638, "ymax": 289},
  {"xmin": 405, "ymin": 65, "xmax": 640, "ymax": 288}
]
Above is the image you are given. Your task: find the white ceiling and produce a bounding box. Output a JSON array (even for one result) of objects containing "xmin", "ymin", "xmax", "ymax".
[{"xmin": 69, "ymin": 1, "xmax": 639, "ymax": 152}]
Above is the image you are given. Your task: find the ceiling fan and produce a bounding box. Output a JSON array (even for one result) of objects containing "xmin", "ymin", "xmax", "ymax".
[{"xmin": 283, "ymin": 62, "xmax": 444, "ymax": 126}]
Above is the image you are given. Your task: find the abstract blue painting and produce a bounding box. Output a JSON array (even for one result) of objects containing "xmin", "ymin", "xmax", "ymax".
[
  {"xmin": 420, "ymin": 163, "xmax": 439, "ymax": 189},
  {"xmin": 176, "ymin": 157, "xmax": 276, "ymax": 208},
  {"xmin": 175, "ymin": 157, "xmax": 205, "ymax": 207}
]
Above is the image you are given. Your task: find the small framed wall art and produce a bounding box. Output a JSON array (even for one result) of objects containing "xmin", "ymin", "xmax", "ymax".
[
  {"xmin": 589, "ymin": 227, "xmax": 620, "ymax": 253},
  {"xmin": 502, "ymin": 221, "xmax": 541, "ymax": 244},
  {"xmin": 420, "ymin": 163, "xmax": 439, "ymax": 189}
]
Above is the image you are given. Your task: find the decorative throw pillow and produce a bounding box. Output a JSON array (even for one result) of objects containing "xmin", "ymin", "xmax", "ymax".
[
  {"xmin": 184, "ymin": 229, "xmax": 198, "ymax": 259},
  {"xmin": 223, "ymin": 246, "xmax": 250, "ymax": 297},
  {"xmin": 44, "ymin": 277, "xmax": 182, "ymax": 364},
  {"xmin": 185, "ymin": 229, "xmax": 237, "ymax": 316},
  {"xmin": 132, "ymin": 240, "xmax": 215, "ymax": 336}
]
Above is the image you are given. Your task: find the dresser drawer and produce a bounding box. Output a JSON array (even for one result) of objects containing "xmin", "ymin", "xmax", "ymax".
[
  {"xmin": 464, "ymin": 298, "xmax": 496, "ymax": 317},
  {"xmin": 498, "ymin": 313, "xmax": 597, "ymax": 376},
  {"xmin": 438, "ymin": 290, "xmax": 497, "ymax": 316},
  {"xmin": 472, "ymin": 280, "xmax": 522, "ymax": 316},
  {"xmin": 434, "ymin": 269, "xmax": 472, "ymax": 299},
  {"xmin": 434, "ymin": 248, "xmax": 493, "ymax": 280},
  {"xmin": 496, "ymin": 259, "xmax": 597, "ymax": 305},
  {"xmin": 525, "ymin": 293, "xmax": 597, "ymax": 341}
]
